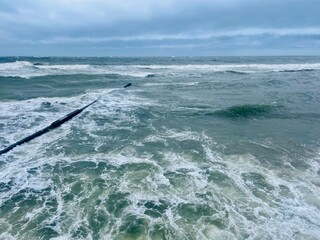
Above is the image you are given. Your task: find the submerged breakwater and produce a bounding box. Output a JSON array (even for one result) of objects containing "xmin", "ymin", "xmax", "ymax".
[{"xmin": 1, "ymin": 56, "xmax": 320, "ymax": 239}]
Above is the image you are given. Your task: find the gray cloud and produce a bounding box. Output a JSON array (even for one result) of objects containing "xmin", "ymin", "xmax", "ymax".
[{"xmin": 0, "ymin": 0, "xmax": 319, "ymax": 55}]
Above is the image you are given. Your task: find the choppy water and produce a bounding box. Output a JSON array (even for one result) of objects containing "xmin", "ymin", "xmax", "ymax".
[{"xmin": 0, "ymin": 56, "xmax": 320, "ymax": 240}]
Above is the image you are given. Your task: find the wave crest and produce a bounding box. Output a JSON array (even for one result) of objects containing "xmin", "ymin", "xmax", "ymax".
[
  {"xmin": 214, "ymin": 104, "xmax": 275, "ymax": 118},
  {"xmin": 1, "ymin": 61, "xmax": 320, "ymax": 79}
]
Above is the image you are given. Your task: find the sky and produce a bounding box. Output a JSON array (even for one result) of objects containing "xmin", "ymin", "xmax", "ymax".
[{"xmin": 0, "ymin": 0, "xmax": 320, "ymax": 56}]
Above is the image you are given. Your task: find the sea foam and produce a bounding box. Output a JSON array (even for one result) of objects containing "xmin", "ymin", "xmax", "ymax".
[{"xmin": 1, "ymin": 61, "xmax": 320, "ymax": 79}]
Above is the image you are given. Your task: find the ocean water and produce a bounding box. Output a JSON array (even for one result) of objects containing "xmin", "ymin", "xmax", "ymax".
[{"xmin": 0, "ymin": 56, "xmax": 320, "ymax": 240}]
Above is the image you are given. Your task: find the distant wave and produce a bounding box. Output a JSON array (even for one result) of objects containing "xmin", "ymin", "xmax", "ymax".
[
  {"xmin": 225, "ymin": 70, "xmax": 248, "ymax": 75},
  {"xmin": 144, "ymin": 81, "xmax": 199, "ymax": 87},
  {"xmin": 1, "ymin": 61, "xmax": 320, "ymax": 79},
  {"xmin": 33, "ymin": 62, "xmax": 46, "ymax": 66},
  {"xmin": 279, "ymin": 69, "xmax": 315, "ymax": 73},
  {"xmin": 0, "ymin": 61, "xmax": 151, "ymax": 79},
  {"xmin": 146, "ymin": 74, "xmax": 157, "ymax": 78},
  {"xmin": 132, "ymin": 63, "xmax": 320, "ymax": 72}
]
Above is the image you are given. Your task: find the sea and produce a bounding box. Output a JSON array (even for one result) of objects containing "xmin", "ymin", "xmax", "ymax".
[{"xmin": 0, "ymin": 56, "xmax": 320, "ymax": 240}]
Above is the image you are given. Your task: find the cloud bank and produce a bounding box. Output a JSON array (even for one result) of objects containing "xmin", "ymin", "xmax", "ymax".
[{"xmin": 0, "ymin": 0, "xmax": 319, "ymax": 56}]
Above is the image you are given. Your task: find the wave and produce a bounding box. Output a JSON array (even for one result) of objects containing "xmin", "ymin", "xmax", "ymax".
[
  {"xmin": 213, "ymin": 104, "xmax": 276, "ymax": 118},
  {"xmin": 132, "ymin": 63, "xmax": 320, "ymax": 72},
  {"xmin": 0, "ymin": 61, "xmax": 34, "ymax": 70},
  {"xmin": 1, "ymin": 61, "xmax": 320, "ymax": 79},
  {"xmin": 174, "ymin": 104, "xmax": 278, "ymax": 119},
  {"xmin": 178, "ymin": 104, "xmax": 320, "ymax": 120},
  {"xmin": 279, "ymin": 69, "xmax": 315, "ymax": 73},
  {"xmin": 146, "ymin": 74, "xmax": 157, "ymax": 78},
  {"xmin": 225, "ymin": 70, "xmax": 248, "ymax": 75},
  {"xmin": 0, "ymin": 61, "xmax": 151, "ymax": 79},
  {"xmin": 144, "ymin": 81, "xmax": 199, "ymax": 87},
  {"xmin": 33, "ymin": 62, "xmax": 46, "ymax": 66}
]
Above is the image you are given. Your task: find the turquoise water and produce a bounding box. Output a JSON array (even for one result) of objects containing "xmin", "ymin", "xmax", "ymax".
[{"xmin": 0, "ymin": 56, "xmax": 320, "ymax": 239}]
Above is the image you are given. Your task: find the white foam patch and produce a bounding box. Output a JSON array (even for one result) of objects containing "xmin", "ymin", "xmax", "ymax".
[
  {"xmin": 202, "ymin": 225, "xmax": 235, "ymax": 240},
  {"xmin": 0, "ymin": 232, "xmax": 16, "ymax": 240},
  {"xmin": 0, "ymin": 153, "xmax": 54, "ymax": 206},
  {"xmin": 144, "ymin": 128, "xmax": 207, "ymax": 144},
  {"xmin": 305, "ymin": 148, "xmax": 320, "ymax": 175},
  {"xmin": 216, "ymin": 153, "xmax": 320, "ymax": 239}
]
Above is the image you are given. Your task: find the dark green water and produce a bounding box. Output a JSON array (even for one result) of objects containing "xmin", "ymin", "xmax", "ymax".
[{"xmin": 0, "ymin": 57, "xmax": 320, "ymax": 239}]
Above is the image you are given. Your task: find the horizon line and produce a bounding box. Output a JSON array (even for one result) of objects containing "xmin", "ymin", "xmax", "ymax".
[{"xmin": 1, "ymin": 55, "xmax": 320, "ymax": 58}]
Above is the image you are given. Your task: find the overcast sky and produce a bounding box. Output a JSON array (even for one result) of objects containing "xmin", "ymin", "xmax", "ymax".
[{"xmin": 0, "ymin": 0, "xmax": 319, "ymax": 56}]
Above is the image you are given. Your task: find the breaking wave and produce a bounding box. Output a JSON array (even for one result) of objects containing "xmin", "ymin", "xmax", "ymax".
[
  {"xmin": 1, "ymin": 61, "xmax": 320, "ymax": 79},
  {"xmin": 214, "ymin": 104, "xmax": 275, "ymax": 118}
]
